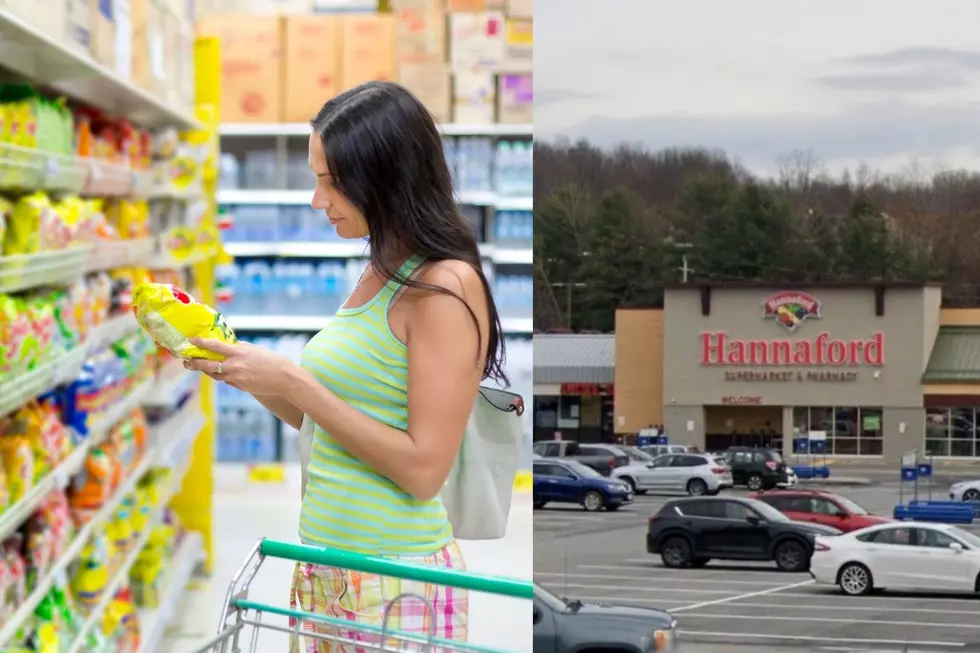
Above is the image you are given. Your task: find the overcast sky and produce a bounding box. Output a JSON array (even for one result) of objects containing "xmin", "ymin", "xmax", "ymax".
[{"xmin": 535, "ymin": 0, "xmax": 980, "ymax": 176}]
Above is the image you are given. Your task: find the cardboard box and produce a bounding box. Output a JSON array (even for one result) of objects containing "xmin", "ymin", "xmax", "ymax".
[
  {"xmin": 90, "ymin": 0, "xmax": 116, "ymax": 67},
  {"xmin": 66, "ymin": 0, "xmax": 93, "ymax": 56},
  {"xmin": 497, "ymin": 73, "xmax": 530, "ymax": 124},
  {"xmin": 340, "ymin": 14, "xmax": 396, "ymax": 92},
  {"xmin": 197, "ymin": 16, "xmax": 282, "ymax": 122},
  {"xmin": 505, "ymin": 0, "xmax": 530, "ymax": 17},
  {"xmin": 448, "ymin": 12, "xmax": 503, "ymax": 72},
  {"xmin": 131, "ymin": 0, "xmax": 165, "ymax": 94},
  {"xmin": 174, "ymin": 19, "xmax": 195, "ymax": 108},
  {"xmin": 399, "ymin": 62, "xmax": 450, "ymax": 123},
  {"xmin": 391, "ymin": 0, "xmax": 446, "ymax": 65},
  {"xmin": 502, "ymin": 17, "xmax": 530, "ymax": 72},
  {"xmin": 3, "ymin": 0, "xmax": 67, "ymax": 42},
  {"xmin": 282, "ymin": 15, "xmax": 342, "ymax": 122},
  {"xmin": 452, "ymin": 70, "xmax": 493, "ymax": 124},
  {"xmin": 447, "ymin": 0, "xmax": 484, "ymax": 9},
  {"xmin": 163, "ymin": 8, "xmax": 180, "ymax": 104},
  {"xmin": 114, "ymin": 0, "xmax": 133, "ymax": 80},
  {"xmin": 250, "ymin": 0, "xmax": 311, "ymax": 12}
]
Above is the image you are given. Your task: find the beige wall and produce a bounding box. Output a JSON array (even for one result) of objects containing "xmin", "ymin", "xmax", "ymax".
[{"xmin": 614, "ymin": 308, "xmax": 663, "ymax": 432}]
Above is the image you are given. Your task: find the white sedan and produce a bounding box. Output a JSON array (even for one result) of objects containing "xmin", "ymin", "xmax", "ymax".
[
  {"xmin": 950, "ymin": 479, "xmax": 980, "ymax": 502},
  {"xmin": 810, "ymin": 522, "xmax": 980, "ymax": 596}
]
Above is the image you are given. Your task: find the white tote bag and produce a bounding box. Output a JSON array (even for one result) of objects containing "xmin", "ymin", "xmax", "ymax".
[
  {"xmin": 298, "ymin": 387, "xmax": 525, "ymax": 540},
  {"xmin": 441, "ymin": 386, "xmax": 525, "ymax": 540}
]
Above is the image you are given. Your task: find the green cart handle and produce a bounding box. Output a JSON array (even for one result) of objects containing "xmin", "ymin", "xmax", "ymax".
[{"xmin": 259, "ymin": 539, "xmax": 533, "ymax": 599}]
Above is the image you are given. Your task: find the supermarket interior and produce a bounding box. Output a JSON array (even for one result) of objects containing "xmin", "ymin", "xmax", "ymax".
[{"xmin": 0, "ymin": 0, "xmax": 532, "ymax": 651}]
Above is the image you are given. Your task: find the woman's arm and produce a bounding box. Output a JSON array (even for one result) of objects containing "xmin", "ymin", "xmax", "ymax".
[
  {"xmin": 284, "ymin": 261, "xmax": 487, "ymax": 501},
  {"xmin": 252, "ymin": 393, "xmax": 304, "ymax": 430}
]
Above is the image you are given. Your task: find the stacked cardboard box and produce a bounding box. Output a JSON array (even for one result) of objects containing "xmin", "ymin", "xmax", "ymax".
[
  {"xmin": 393, "ymin": 0, "xmax": 531, "ymax": 124},
  {"xmin": 195, "ymin": 13, "xmax": 397, "ymax": 123}
]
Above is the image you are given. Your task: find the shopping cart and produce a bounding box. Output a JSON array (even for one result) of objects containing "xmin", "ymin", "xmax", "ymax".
[{"xmin": 192, "ymin": 538, "xmax": 534, "ymax": 653}]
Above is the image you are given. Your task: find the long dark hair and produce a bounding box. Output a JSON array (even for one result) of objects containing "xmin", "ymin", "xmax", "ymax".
[{"xmin": 310, "ymin": 81, "xmax": 507, "ymax": 384}]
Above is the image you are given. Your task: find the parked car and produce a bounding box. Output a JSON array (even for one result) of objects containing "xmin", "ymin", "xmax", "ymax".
[
  {"xmin": 533, "ymin": 459, "xmax": 633, "ymax": 512},
  {"xmin": 533, "ymin": 583, "xmax": 677, "ymax": 652},
  {"xmin": 950, "ymin": 479, "xmax": 980, "ymax": 502},
  {"xmin": 640, "ymin": 444, "xmax": 689, "ymax": 457},
  {"xmin": 722, "ymin": 446, "xmax": 788, "ymax": 490},
  {"xmin": 532, "ymin": 440, "xmax": 630, "ymax": 476},
  {"xmin": 614, "ymin": 452, "xmax": 733, "ymax": 496},
  {"xmin": 779, "ymin": 467, "xmax": 799, "ymax": 488},
  {"xmin": 751, "ymin": 489, "xmax": 893, "ymax": 533},
  {"xmin": 646, "ymin": 496, "xmax": 841, "ymax": 572},
  {"xmin": 810, "ymin": 522, "xmax": 980, "ymax": 596}
]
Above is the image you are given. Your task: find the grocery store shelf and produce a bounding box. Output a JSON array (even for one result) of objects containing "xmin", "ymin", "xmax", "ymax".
[
  {"xmin": 85, "ymin": 313, "xmax": 141, "ymax": 351},
  {"xmin": 85, "ymin": 237, "xmax": 157, "ymax": 273},
  {"xmin": 137, "ymin": 532, "xmax": 204, "ymax": 653},
  {"xmin": 148, "ymin": 183, "xmax": 207, "ymax": 201},
  {"xmin": 222, "ymin": 241, "xmax": 532, "ymax": 265},
  {"xmin": 142, "ymin": 361, "xmax": 199, "ymax": 409},
  {"xmin": 0, "ymin": 245, "xmax": 93, "ymax": 293},
  {"xmin": 229, "ymin": 314, "xmax": 533, "ymax": 334},
  {"xmin": 0, "ymin": 141, "xmax": 154, "ymax": 197},
  {"xmin": 146, "ymin": 244, "xmax": 218, "ymax": 270},
  {"xmin": 0, "ymin": 10, "xmax": 199, "ymax": 129},
  {"xmin": 217, "ymin": 188, "xmax": 532, "ymax": 210},
  {"xmin": 220, "ymin": 122, "xmax": 533, "ymax": 137}
]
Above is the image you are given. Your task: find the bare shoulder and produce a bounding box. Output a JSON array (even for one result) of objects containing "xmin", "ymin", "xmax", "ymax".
[{"xmin": 415, "ymin": 259, "xmax": 484, "ymax": 298}]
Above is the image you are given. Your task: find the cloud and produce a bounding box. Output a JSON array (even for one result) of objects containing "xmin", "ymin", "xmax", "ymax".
[
  {"xmin": 535, "ymin": 87, "xmax": 598, "ymax": 106},
  {"xmin": 840, "ymin": 46, "xmax": 980, "ymax": 71},
  {"xmin": 813, "ymin": 69, "xmax": 969, "ymax": 92},
  {"xmin": 542, "ymin": 100, "xmax": 980, "ymax": 172}
]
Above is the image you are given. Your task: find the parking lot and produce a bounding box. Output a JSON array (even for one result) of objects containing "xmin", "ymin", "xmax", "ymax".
[{"xmin": 534, "ymin": 478, "xmax": 980, "ymax": 650}]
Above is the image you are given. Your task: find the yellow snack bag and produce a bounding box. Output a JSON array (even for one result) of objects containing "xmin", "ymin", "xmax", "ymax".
[
  {"xmin": 3, "ymin": 192, "xmax": 47, "ymax": 256},
  {"xmin": 132, "ymin": 283, "xmax": 237, "ymax": 360}
]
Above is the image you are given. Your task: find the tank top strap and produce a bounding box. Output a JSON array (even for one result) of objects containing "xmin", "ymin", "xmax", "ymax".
[{"xmin": 375, "ymin": 253, "xmax": 425, "ymax": 314}]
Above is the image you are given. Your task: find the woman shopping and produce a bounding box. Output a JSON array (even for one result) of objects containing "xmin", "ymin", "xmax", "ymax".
[{"xmin": 185, "ymin": 81, "xmax": 508, "ymax": 652}]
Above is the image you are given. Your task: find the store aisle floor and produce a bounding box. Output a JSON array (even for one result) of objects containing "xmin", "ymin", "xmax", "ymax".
[{"xmin": 160, "ymin": 465, "xmax": 532, "ymax": 653}]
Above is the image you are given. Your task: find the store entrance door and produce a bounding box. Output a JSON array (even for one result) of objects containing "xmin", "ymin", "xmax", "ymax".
[{"xmin": 704, "ymin": 405, "xmax": 783, "ymax": 452}]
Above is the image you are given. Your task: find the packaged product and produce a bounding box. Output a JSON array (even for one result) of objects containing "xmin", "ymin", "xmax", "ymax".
[
  {"xmin": 132, "ymin": 283, "xmax": 238, "ymax": 361},
  {"xmin": 2, "ymin": 192, "xmax": 48, "ymax": 255},
  {"xmin": 0, "ymin": 293, "xmax": 31, "ymax": 375},
  {"xmin": 0, "ymin": 463, "xmax": 9, "ymax": 514},
  {"xmin": 0, "ymin": 196, "xmax": 11, "ymax": 248},
  {"xmin": 13, "ymin": 296, "xmax": 40, "ymax": 371},
  {"xmin": 26, "ymin": 296, "xmax": 56, "ymax": 363},
  {"xmin": 70, "ymin": 540, "xmax": 107, "ymax": 609},
  {"xmin": 0, "ymin": 431, "xmax": 35, "ymax": 503},
  {"xmin": 89, "ymin": 273, "xmax": 113, "ymax": 327},
  {"xmin": 68, "ymin": 449, "xmax": 113, "ymax": 521}
]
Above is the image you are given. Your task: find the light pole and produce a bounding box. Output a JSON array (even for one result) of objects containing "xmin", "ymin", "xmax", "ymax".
[{"xmin": 551, "ymin": 281, "xmax": 587, "ymax": 327}]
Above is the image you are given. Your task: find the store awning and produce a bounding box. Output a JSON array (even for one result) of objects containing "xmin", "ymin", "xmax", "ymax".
[
  {"xmin": 534, "ymin": 334, "xmax": 614, "ymax": 384},
  {"xmin": 922, "ymin": 326, "xmax": 980, "ymax": 383}
]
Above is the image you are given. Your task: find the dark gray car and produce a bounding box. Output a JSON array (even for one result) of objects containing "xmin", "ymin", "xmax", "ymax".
[{"xmin": 533, "ymin": 583, "xmax": 678, "ymax": 652}]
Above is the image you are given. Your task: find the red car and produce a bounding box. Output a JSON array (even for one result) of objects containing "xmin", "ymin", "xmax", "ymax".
[{"xmin": 749, "ymin": 489, "xmax": 892, "ymax": 533}]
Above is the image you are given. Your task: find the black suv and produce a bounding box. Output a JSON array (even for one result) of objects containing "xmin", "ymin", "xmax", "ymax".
[
  {"xmin": 533, "ymin": 583, "xmax": 677, "ymax": 652},
  {"xmin": 723, "ymin": 446, "xmax": 787, "ymax": 491},
  {"xmin": 646, "ymin": 496, "xmax": 841, "ymax": 572}
]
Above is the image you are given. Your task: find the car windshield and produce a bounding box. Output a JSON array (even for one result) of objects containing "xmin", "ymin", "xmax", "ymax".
[
  {"xmin": 835, "ymin": 495, "xmax": 869, "ymax": 515},
  {"xmin": 534, "ymin": 583, "xmax": 570, "ymax": 611},
  {"xmin": 744, "ymin": 498, "xmax": 790, "ymax": 522},
  {"xmin": 623, "ymin": 446, "xmax": 655, "ymax": 462},
  {"xmin": 948, "ymin": 526, "xmax": 980, "ymax": 548},
  {"xmin": 565, "ymin": 460, "xmax": 602, "ymax": 478}
]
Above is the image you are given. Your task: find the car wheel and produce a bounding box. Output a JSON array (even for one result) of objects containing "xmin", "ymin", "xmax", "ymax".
[
  {"xmin": 773, "ymin": 540, "xmax": 808, "ymax": 572},
  {"xmin": 838, "ymin": 562, "xmax": 874, "ymax": 596},
  {"xmin": 690, "ymin": 557, "xmax": 710, "ymax": 568},
  {"xmin": 583, "ymin": 490, "xmax": 605, "ymax": 512},
  {"xmin": 687, "ymin": 478, "xmax": 708, "ymax": 496},
  {"xmin": 746, "ymin": 474, "xmax": 764, "ymax": 491},
  {"xmin": 965, "ymin": 488, "xmax": 980, "ymax": 501},
  {"xmin": 660, "ymin": 537, "xmax": 692, "ymax": 568},
  {"xmin": 621, "ymin": 477, "xmax": 637, "ymax": 493},
  {"xmin": 533, "ymin": 501, "xmax": 546, "ymax": 509}
]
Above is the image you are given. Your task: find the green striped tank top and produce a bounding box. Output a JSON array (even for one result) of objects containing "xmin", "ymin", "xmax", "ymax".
[{"xmin": 298, "ymin": 254, "xmax": 453, "ymax": 556}]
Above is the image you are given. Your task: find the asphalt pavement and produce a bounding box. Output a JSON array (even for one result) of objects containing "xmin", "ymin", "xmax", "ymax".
[{"xmin": 534, "ymin": 475, "xmax": 980, "ymax": 651}]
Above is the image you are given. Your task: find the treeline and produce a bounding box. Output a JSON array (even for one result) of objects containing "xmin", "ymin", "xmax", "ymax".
[{"xmin": 534, "ymin": 141, "xmax": 980, "ymax": 332}]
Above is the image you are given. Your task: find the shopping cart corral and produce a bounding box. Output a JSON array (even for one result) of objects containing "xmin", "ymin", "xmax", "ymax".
[{"xmin": 193, "ymin": 539, "xmax": 533, "ymax": 653}]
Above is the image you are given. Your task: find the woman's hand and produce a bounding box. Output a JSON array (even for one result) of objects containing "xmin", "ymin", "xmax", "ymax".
[{"xmin": 183, "ymin": 338, "xmax": 299, "ymax": 396}]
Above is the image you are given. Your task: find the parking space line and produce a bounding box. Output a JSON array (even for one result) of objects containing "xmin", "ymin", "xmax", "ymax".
[
  {"xmin": 579, "ymin": 564, "xmax": 801, "ymax": 578},
  {"xmin": 679, "ymin": 613, "xmax": 980, "ymax": 629},
  {"xmin": 541, "ymin": 584, "xmax": 743, "ymax": 596},
  {"xmin": 669, "ymin": 579, "xmax": 814, "ymax": 612},
  {"xmin": 675, "ymin": 631, "xmax": 968, "ymax": 649},
  {"xmin": 710, "ymin": 600, "xmax": 980, "ymax": 615},
  {"xmin": 535, "ymin": 572, "xmax": 798, "ymax": 587}
]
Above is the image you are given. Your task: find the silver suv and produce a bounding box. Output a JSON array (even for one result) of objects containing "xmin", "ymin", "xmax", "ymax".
[{"xmin": 614, "ymin": 452, "xmax": 733, "ymax": 496}]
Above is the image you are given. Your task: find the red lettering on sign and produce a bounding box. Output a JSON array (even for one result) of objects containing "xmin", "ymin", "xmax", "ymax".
[{"xmin": 701, "ymin": 331, "xmax": 884, "ymax": 366}]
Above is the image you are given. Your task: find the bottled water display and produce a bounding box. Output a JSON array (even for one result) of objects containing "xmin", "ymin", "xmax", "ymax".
[
  {"xmin": 217, "ymin": 259, "xmax": 358, "ymax": 316},
  {"xmin": 493, "ymin": 141, "xmax": 533, "ymax": 197},
  {"xmin": 494, "ymin": 274, "xmax": 534, "ymax": 318},
  {"xmin": 216, "ymin": 335, "xmax": 532, "ymax": 464},
  {"xmin": 222, "ymin": 205, "xmax": 345, "ymax": 243},
  {"xmin": 493, "ymin": 211, "xmax": 532, "ymax": 246}
]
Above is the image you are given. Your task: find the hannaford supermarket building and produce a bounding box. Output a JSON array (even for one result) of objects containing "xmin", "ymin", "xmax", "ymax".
[{"xmin": 533, "ymin": 282, "xmax": 980, "ymax": 462}]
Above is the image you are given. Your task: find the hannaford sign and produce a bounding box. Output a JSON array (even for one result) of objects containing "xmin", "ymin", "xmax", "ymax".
[
  {"xmin": 701, "ymin": 331, "xmax": 884, "ymax": 366},
  {"xmin": 700, "ymin": 291, "xmax": 884, "ymax": 375}
]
